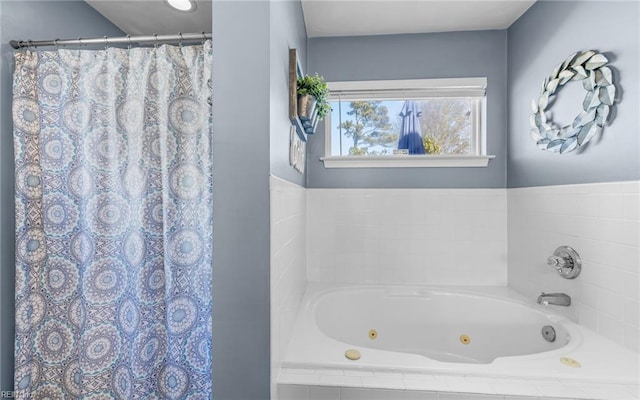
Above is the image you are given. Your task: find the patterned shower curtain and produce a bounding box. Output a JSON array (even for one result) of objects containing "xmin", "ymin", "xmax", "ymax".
[{"xmin": 12, "ymin": 41, "xmax": 212, "ymax": 399}]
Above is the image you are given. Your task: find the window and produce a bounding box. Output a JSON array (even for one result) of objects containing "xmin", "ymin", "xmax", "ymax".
[{"xmin": 321, "ymin": 78, "xmax": 494, "ymax": 168}]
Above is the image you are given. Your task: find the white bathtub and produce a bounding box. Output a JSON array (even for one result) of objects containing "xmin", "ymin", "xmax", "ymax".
[{"xmin": 282, "ymin": 284, "xmax": 639, "ymax": 386}]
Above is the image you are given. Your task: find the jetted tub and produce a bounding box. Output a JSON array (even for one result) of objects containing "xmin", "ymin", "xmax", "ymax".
[{"xmin": 282, "ymin": 284, "xmax": 639, "ymax": 385}]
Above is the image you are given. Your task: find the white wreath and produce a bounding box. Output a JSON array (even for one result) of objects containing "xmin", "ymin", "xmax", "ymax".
[{"xmin": 530, "ymin": 50, "xmax": 616, "ymax": 154}]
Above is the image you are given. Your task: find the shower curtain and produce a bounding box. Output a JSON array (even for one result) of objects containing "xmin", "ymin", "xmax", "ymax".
[{"xmin": 13, "ymin": 42, "xmax": 212, "ymax": 399}]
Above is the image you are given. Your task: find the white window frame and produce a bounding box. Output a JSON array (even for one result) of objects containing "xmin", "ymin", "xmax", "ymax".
[{"xmin": 321, "ymin": 77, "xmax": 495, "ymax": 168}]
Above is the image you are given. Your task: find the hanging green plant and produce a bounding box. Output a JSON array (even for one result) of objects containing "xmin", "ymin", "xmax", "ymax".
[{"xmin": 297, "ymin": 73, "xmax": 331, "ymax": 120}]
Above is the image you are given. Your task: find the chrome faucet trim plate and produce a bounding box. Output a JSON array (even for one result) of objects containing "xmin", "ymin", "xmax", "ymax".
[{"xmin": 547, "ymin": 246, "xmax": 581, "ymax": 279}]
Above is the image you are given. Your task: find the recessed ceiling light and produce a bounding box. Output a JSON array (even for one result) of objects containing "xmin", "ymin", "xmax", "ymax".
[{"xmin": 165, "ymin": 0, "xmax": 196, "ymax": 12}]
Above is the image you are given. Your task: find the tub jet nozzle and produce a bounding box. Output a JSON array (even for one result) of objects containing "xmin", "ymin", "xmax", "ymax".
[{"xmin": 541, "ymin": 325, "xmax": 556, "ymax": 342}]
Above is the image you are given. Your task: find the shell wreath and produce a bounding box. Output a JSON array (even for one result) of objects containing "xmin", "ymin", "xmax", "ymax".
[{"xmin": 530, "ymin": 50, "xmax": 616, "ymax": 154}]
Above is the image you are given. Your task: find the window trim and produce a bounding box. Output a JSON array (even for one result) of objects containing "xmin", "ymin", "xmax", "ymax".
[
  {"xmin": 321, "ymin": 155, "xmax": 494, "ymax": 168},
  {"xmin": 321, "ymin": 78, "xmax": 494, "ymax": 168}
]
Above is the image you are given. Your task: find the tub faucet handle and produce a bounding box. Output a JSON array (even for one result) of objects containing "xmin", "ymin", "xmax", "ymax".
[
  {"xmin": 547, "ymin": 246, "xmax": 581, "ymax": 279},
  {"xmin": 547, "ymin": 255, "xmax": 567, "ymax": 270}
]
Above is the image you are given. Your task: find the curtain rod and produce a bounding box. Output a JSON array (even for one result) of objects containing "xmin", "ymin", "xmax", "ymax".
[{"xmin": 10, "ymin": 32, "xmax": 212, "ymax": 50}]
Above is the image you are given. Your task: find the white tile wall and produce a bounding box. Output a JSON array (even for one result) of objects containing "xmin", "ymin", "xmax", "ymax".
[
  {"xmin": 271, "ymin": 176, "xmax": 308, "ymax": 399},
  {"xmin": 278, "ymin": 384, "xmax": 638, "ymax": 400},
  {"xmin": 508, "ymin": 181, "xmax": 640, "ymax": 352},
  {"xmin": 279, "ymin": 368, "xmax": 638, "ymax": 400},
  {"xmin": 307, "ymin": 189, "xmax": 508, "ymax": 286}
]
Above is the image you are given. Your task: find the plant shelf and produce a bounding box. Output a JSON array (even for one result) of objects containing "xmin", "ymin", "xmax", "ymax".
[{"xmin": 289, "ymin": 49, "xmax": 319, "ymax": 142}]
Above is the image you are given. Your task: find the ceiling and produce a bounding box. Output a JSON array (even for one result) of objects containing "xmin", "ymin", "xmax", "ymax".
[
  {"xmin": 301, "ymin": 0, "xmax": 537, "ymax": 38},
  {"xmin": 85, "ymin": 0, "xmax": 212, "ymax": 36},
  {"xmin": 85, "ymin": 0, "xmax": 535, "ymax": 38}
]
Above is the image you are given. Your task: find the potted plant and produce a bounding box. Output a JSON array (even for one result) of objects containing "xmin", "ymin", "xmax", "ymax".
[{"xmin": 296, "ymin": 73, "xmax": 330, "ymax": 129}]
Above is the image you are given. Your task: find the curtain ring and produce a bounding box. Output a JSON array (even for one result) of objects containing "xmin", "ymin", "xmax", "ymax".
[
  {"xmin": 201, "ymin": 31, "xmax": 206, "ymax": 45},
  {"xmin": 104, "ymin": 36, "xmax": 109, "ymax": 50},
  {"xmin": 27, "ymin": 40, "xmax": 33, "ymax": 50},
  {"xmin": 154, "ymin": 33, "xmax": 159, "ymax": 49},
  {"xmin": 76, "ymin": 38, "xmax": 82, "ymax": 58},
  {"xmin": 127, "ymin": 34, "xmax": 132, "ymax": 50},
  {"xmin": 53, "ymin": 39, "xmax": 60, "ymax": 49},
  {"xmin": 178, "ymin": 32, "xmax": 184, "ymax": 47}
]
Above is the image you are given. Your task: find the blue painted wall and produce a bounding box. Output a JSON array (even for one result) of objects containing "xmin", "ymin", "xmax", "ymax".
[
  {"xmin": 213, "ymin": 1, "xmax": 307, "ymax": 399},
  {"xmin": 306, "ymin": 30, "xmax": 508, "ymax": 188},
  {"xmin": 212, "ymin": 2, "xmax": 271, "ymax": 398},
  {"xmin": 270, "ymin": 1, "xmax": 308, "ymax": 186},
  {"xmin": 0, "ymin": 1, "xmax": 124, "ymax": 390},
  {"xmin": 507, "ymin": 1, "xmax": 640, "ymax": 187}
]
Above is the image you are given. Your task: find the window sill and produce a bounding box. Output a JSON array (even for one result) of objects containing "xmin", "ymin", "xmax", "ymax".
[{"xmin": 320, "ymin": 155, "xmax": 495, "ymax": 168}]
